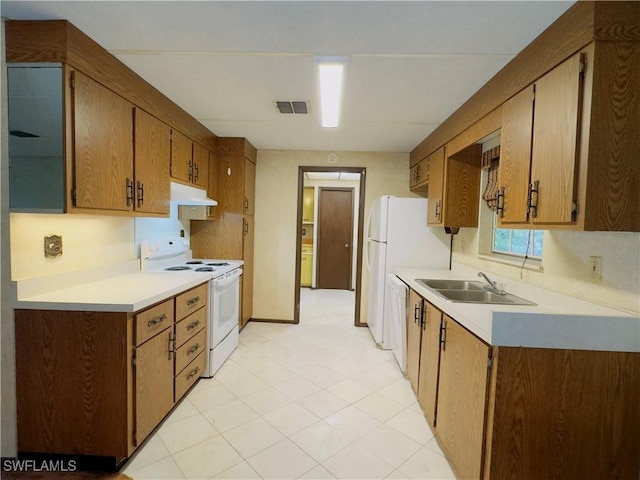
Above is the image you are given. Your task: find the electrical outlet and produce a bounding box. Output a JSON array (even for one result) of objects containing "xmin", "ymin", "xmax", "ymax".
[
  {"xmin": 44, "ymin": 234, "xmax": 63, "ymax": 258},
  {"xmin": 590, "ymin": 256, "xmax": 603, "ymax": 281}
]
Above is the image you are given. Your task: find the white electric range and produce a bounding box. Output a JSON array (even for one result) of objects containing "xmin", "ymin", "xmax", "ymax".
[{"xmin": 141, "ymin": 237, "xmax": 243, "ymax": 378}]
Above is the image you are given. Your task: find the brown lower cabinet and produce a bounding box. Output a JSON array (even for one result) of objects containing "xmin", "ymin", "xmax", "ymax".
[
  {"xmin": 408, "ymin": 288, "xmax": 640, "ymax": 480},
  {"xmin": 14, "ymin": 282, "xmax": 208, "ymax": 463}
]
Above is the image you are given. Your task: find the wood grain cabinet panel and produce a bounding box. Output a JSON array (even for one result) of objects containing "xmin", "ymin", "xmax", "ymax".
[
  {"xmin": 175, "ymin": 283, "xmax": 208, "ymax": 321},
  {"xmin": 72, "ymin": 70, "xmax": 134, "ymax": 212},
  {"xmin": 406, "ymin": 289, "xmax": 423, "ymax": 394},
  {"xmin": 175, "ymin": 307, "xmax": 206, "ymax": 347},
  {"xmin": 134, "ymin": 327, "xmax": 174, "ymax": 446},
  {"xmin": 134, "ymin": 298, "xmax": 174, "ymax": 346},
  {"xmin": 170, "ymin": 129, "xmax": 193, "ymax": 184},
  {"xmin": 416, "ymin": 301, "xmax": 442, "ymax": 426},
  {"xmin": 192, "ymin": 142, "xmax": 210, "ymax": 189},
  {"xmin": 244, "ymin": 158, "xmax": 256, "ymax": 215},
  {"xmin": 175, "ymin": 351, "xmax": 206, "ymax": 401},
  {"xmin": 134, "ymin": 108, "xmax": 171, "ymax": 215},
  {"xmin": 241, "ymin": 216, "xmax": 255, "ymax": 328},
  {"xmin": 207, "ymin": 151, "xmax": 219, "ymax": 220},
  {"xmin": 435, "ymin": 316, "xmax": 491, "ymax": 480},
  {"xmin": 409, "ymin": 157, "xmax": 429, "ymax": 194},
  {"xmin": 174, "ymin": 328, "xmax": 206, "ymax": 374},
  {"xmin": 428, "ymin": 145, "xmax": 481, "ymax": 228}
]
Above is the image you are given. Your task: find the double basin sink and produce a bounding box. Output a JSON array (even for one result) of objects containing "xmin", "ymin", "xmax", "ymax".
[{"xmin": 416, "ymin": 279, "xmax": 536, "ymax": 306}]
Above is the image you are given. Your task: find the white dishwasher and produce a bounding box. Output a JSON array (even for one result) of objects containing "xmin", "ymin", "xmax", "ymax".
[{"xmin": 385, "ymin": 274, "xmax": 408, "ymax": 373}]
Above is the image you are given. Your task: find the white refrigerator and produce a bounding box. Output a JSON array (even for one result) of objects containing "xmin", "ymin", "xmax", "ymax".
[{"xmin": 366, "ymin": 195, "xmax": 451, "ymax": 350}]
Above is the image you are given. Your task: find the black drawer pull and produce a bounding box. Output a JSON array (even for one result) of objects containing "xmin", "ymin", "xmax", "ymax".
[
  {"xmin": 186, "ymin": 366, "xmax": 200, "ymax": 380},
  {"xmin": 187, "ymin": 343, "xmax": 201, "ymax": 356},
  {"xmin": 187, "ymin": 296, "xmax": 201, "ymax": 306},
  {"xmin": 186, "ymin": 319, "xmax": 201, "ymax": 331},
  {"xmin": 147, "ymin": 314, "xmax": 167, "ymax": 328}
]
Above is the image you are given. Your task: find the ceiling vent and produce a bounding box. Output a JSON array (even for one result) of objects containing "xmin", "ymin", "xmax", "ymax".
[{"xmin": 275, "ymin": 101, "xmax": 309, "ymax": 115}]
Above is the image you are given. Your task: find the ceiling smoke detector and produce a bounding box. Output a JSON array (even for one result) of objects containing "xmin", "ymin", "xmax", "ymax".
[{"xmin": 275, "ymin": 101, "xmax": 308, "ymax": 115}]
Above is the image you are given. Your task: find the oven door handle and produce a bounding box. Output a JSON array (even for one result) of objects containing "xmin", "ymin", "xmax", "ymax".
[{"xmin": 213, "ymin": 268, "xmax": 243, "ymax": 289}]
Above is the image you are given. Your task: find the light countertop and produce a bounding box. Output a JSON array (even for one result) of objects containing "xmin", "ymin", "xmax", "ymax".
[
  {"xmin": 13, "ymin": 261, "xmax": 211, "ymax": 313},
  {"xmin": 395, "ymin": 267, "xmax": 640, "ymax": 353}
]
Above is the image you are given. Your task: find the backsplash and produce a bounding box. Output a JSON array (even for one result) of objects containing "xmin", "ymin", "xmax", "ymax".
[
  {"xmin": 134, "ymin": 203, "xmax": 191, "ymax": 258},
  {"xmin": 9, "ymin": 213, "xmax": 135, "ymax": 280},
  {"xmin": 453, "ymin": 228, "xmax": 640, "ymax": 314}
]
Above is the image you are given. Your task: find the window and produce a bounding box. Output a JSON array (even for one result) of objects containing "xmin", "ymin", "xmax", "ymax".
[{"xmin": 492, "ymin": 215, "xmax": 544, "ymax": 258}]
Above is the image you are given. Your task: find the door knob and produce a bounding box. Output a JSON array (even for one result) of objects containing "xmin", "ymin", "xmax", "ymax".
[{"xmin": 345, "ymin": 243, "xmax": 349, "ymax": 248}]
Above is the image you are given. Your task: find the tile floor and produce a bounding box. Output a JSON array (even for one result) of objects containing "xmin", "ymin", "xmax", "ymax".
[{"xmin": 123, "ymin": 289, "xmax": 457, "ymax": 480}]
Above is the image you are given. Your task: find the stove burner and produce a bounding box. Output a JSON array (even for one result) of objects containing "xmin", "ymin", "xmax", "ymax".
[
  {"xmin": 207, "ymin": 262, "xmax": 230, "ymax": 266},
  {"xmin": 195, "ymin": 267, "xmax": 215, "ymax": 272},
  {"xmin": 165, "ymin": 266, "xmax": 192, "ymax": 271},
  {"xmin": 186, "ymin": 261, "xmax": 204, "ymax": 265}
]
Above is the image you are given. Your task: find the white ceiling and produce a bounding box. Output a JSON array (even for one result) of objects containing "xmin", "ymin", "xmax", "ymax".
[{"xmin": 1, "ymin": 1, "xmax": 575, "ymax": 153}]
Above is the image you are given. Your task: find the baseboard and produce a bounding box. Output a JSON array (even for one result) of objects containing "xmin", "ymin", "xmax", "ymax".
[{"xmin": 249, "ymin": 317, "xmax": 297, "ymax": 325}]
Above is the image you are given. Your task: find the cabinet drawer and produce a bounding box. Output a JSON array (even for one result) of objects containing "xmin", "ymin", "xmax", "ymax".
[
  {"xmin": 175, "ymin": 307, "xmax": 206, "ymax": 347},
  {"xmin": 175, "ymin": 351, "xmax": 206, "ymax": 401},
  {"xmin": 175, "ymin": 328, "xmax": 207, "ymax": 374},
  {"xmin": 175, "ymin": 283, "xmax": 208, "ymax": 321},
  {"xmin": 135, "ymin": 299, "xmax": 174, "ymax": 346}
]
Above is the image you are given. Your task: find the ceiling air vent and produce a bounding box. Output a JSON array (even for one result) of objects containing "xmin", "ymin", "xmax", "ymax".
[{"xmin": 275, "ymin": 101, "xmax": 308, "ymax": 115}]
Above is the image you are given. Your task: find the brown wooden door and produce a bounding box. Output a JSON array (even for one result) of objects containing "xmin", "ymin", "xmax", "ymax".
[
  {"xmin": 72, "ymin": 70, "xmax": 133, "ymax": 211},
  {"xmin": 530, "ymin": 52, "xmax": 583, "ymax": 225},
  {"xmin": 170, "ymin": 130, "xmax": 192, "ymax": 183},
  {"xmin": 242, "ymin": 216, "xmax": 254, "ymax": 326},
  {"xmin": 499, "ymin": 85, "xmax": 534, "ymax": 225},
  {"xmin": 406, "ymin": 289, "xmax": 423, "ymax": 394},
  {"xmin": 417, "ymin": 301, "xmax": 442, "ymax": 426},
  {"xmin": 317, "ymin": 188, "xmax": 353, "ymax": 289},
  {"xmin": 427, "ymin": 147, "xmax": 445, "ymax": 225},
  {"xmin": 436, "ymin": 316, "xmax": 491, "ymax": 480},
  {"xmin": 134, "ymin": 108, "xmax": 170, "ymax": 215},
  {"xmin": 134, "ymin": 328, "xmax": 174, "ymax": 446}
]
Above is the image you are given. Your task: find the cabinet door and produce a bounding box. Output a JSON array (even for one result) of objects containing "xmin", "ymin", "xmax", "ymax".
[
  {"xmin": 530, "ymin": 52, "xmax": 583, "ymax": 225},
  {"xmin": 134, "ymin": 328, "xmax": 174, "ymax": 446},
  {"xmin": 171, "ymin": 130, "xmax": 192, "ymax": 184},
  {"xmin": 436, "ymin": 316, "xmax": 490, "ymax": 480},
  {"xmin": 72, "ymin": 70, "xmax": 133, "ymax": 211},
  {"xmin": 207, "ymin": 151, "xmax": 218, "ymax": 219},
  {"xmin": 410, "ymin": 158, "xmax": 428, "ymax": 192},
  {"xmin": 217, "ymin": 154, "xmax": 245, "ymax": 215},
  {"xmin": 427, "ymin": 147, "xmax": 445, "ymax": 226},
  {"xmin": 416, "ymin": 301, "xmax": 442, "ymax": 426},
  {"xmin": 192, "ymin": 142, "xmax": 209, "ymax": 189},
  {"xmin": 134, "ymin": 109, "xmax": 170, "ymax": 215},
  {"xmin": 301, "ymin": 253, "xmax": 312, "ymax": 286},
  {"xmin": 498, "ymin": 85, "xmax": 534, "ymax": 224},
  {"xmin": 406, "ymin": 289, "xmax": 423, "ymax": 394},
  {"xmin": 244, "ymin": 157, "xmax": 256, "ymax": 215},
  {"xmin": 241, "ymin": 216, "xmax": 254, "ymax": 328},
  {"xmin": 302, "ymin": 187, "xmax": 315, "ymax": 223}
]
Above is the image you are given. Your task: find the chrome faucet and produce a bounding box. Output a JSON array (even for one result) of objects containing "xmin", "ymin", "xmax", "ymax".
[{"xmin": 478, "ymin": 272, "xmax": 506, "ymax": 295}]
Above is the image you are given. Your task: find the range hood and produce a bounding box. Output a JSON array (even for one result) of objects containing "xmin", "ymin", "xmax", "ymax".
[{"xmin": 170, "ymin": 181, "xmax": 217, "ymax": 206}]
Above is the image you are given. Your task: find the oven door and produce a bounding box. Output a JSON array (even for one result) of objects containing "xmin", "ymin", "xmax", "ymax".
[{"xmin": 210, "ymin": 269, "xmax": 242, "ymax": 347}]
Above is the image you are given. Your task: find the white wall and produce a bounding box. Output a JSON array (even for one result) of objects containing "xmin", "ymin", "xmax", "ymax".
[
  {"xmin": 134, "ymin": 203, "xmax": 191, "ymax": 258},
  {"xmin": 9, "ymin": 213, "xmax": 135, "ymax": 280},
  {"xmin": 253, "ymin": 150, "xmax": 415, "ymax": 322}
]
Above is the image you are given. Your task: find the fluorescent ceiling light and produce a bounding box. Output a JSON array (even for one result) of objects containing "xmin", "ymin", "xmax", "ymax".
[{"xmin": 316, "ymin": 56, "xmax": 347, "ymax": 128}]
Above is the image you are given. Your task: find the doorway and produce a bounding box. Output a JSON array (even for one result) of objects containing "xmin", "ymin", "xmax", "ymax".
[
  {"xmin": 317, "ymin": 187, "xmax": 354, "ymax": 290},
  {"xmin": 294, "ymin": 166, "xmax": 366, "ymax": 326}
]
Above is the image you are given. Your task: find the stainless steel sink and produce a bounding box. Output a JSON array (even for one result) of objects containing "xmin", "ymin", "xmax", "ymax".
[
  {"xmin": 435, "ymin": 289, "xmax": 536, "ymax": 305},
  {"xmin": 416, "ymin": 279, "xmax": 485, "ymax": 291},
  {"xmin": 416, "ymin": 278, "xmax": 536, "ymax": 306}
]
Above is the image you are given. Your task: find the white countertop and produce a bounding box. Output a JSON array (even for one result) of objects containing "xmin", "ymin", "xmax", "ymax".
[
  {"xmin": 395, "ymin": 267, "xmax": 640, "ymax": 353},
  {"xmin": 13, "ymin": 261, "xmax": 211, "ymax": 313}
]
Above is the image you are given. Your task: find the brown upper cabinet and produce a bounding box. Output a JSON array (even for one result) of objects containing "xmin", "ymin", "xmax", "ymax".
[
  {"xmin": 171, "ymin": 131, "xmax": 210, "ymax": 190},
  {"xmin": 134, "ymin": 108, "xmax": 171, "ymax": 216},
  {"xmin": 206, "ymin": 151, "xmax": 219, "ymax": 220},
  {"xmin": 216, "ymin": 138, "xmax": 257, "ymax": 217},
  {"xmin": 6, "ymin": 20, "xmax": 216, "ymax": 215},
  {"xmin": 427, "ymin": 145, "xmax": 482, "ymax": 228},
  {"xmin": 498, "ymin": 51, "xmax": 584, "ymax": 227},
  {"xmin": 409, "ymin": 156, "xmax": 429, "ymax": 195},
  {"xmin": 411, "ymin": 2, "xmax": 640, "ymax": 232}
]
